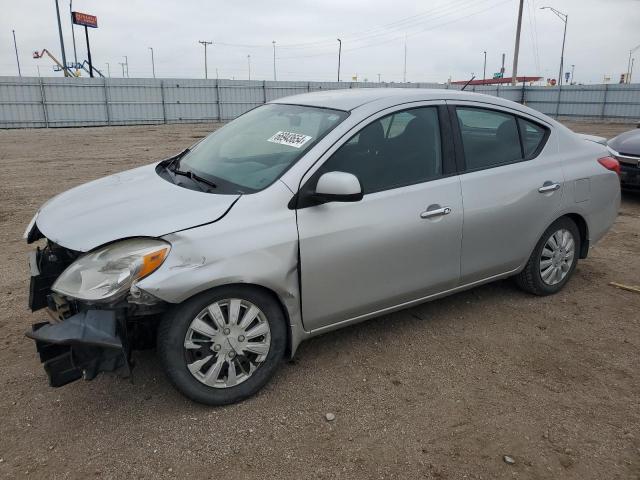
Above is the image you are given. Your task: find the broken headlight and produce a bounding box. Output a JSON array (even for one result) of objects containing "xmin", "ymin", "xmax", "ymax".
[{"xmin": 52, "ymin": 238, "xmax": 170, "ymax": 302}]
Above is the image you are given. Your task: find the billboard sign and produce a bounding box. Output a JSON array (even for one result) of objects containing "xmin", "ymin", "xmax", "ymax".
[{"xmin": 72, "ymin": 11, "xmax": 98, "ymax": 28}]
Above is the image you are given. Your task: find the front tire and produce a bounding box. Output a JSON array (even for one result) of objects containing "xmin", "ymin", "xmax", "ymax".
[
  {"xmin": 157, "ymin": 286, "xmax": 287, "ymax": 405},
  {"xmin": 515, "ymin": 217, "xmax": 581, "ymax": 296}
]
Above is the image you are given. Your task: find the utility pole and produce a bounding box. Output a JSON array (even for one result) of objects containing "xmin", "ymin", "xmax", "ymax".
[
  {"xmin": 377, "ymin": 73, "xmax": 381, "ymax": 83},
  {"xmin": 337, "ymin": 38, "xmax": 342, "ymax": 82},
  {"xmin": 628, "ymin": 44, "xmax": 640, "ymax": 84},
  {"xmin": 105, "ymin": 62, "xmax": 110, "ymax": 77},
  {"xmin": 69, "ymin": 0, "xmax": 77, "ymax": 68},
  {"xmin": 12, "ymin": 30, "xmax": 21, "ymax": 76},
  {"xmin": 541, "ymin": 7, "xmax": 568, "ymax": 86},
  {"xmin": 198, "ymin": 40, "xmax": 212, "ymax": 79},
  {"xmin": 124, "ymin": 56, "xmax": 129, "ymax": 77},
  {"xmin": 149, "ymin": 47, "xmax": 155, "ymax": 78},
  {"xmin": 483, "ymin": 51, "xmax": 487, "ymax": 84},
  {"xmin": 54, "ymin": 0, "xmax": 70, "ymax": 76},
  {"xmin": 247, "ymin": 54, "xmax": 251, "ymax": 80},
  {"xmin": 272, "ymin": 40, "xmax": 277, "ymax": 80},
  {"xmin": 631, "ymin": 58, "xmax": 636, "ymax": 84},
  {"xmin": 403, "ymin": 36, "xmax": 407, "ymax": 83},
  {"xmin": 511, "ymin": 0, "xmax": 524, "ymax": 85}
]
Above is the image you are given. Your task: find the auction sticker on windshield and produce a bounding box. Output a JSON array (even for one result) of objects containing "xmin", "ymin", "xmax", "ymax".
[{"xmin": 267, "ymin": 131, "xmax": 313, "ymax": 148}]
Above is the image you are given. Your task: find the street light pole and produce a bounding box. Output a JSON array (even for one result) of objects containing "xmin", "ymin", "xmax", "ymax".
[
  {"xmin": 54, "ymin": 0, "xmax": 69, "ymax": 76},
  {"xmin": 198, "ymin": 41, "xmax": 212, "ymax": 79},
  {"xmin": 541, "ymin": 7, "xmax": 568, "ymax": 86},
  {"xmin": 12, "ymin": 30, "xmax": 21, "ymax": 76},
  {"xmin": 272, "ymin": 40, "xmax": 276, "ymax": 81},
  {"xmin": 105, "ymin": 62, "xmax": 110, "ymax": 77},
  {"xmin": 482, "ymin": 51, "xmax": 487, "ymax": 84},
  {"xmin": 247, "ymin": 54, "xmax": 251, "ymax": 80},
  {"xmin": 119, "ymin": 62, "xmax": 126, "ymax": 77},
  {"xmin": 69, "ymin": 0, "xmax": 77, "ymax": 68},
  {"xmin": 124, "ymin": 56, "xmax": 129, "ymax": 77},
  {"xmin": 149, "ymin": 47, "xmax": 155, "ymax": 78},
  {"xmin": 337, "ymin": 38, "xmax": 342, "ymax": 82}
]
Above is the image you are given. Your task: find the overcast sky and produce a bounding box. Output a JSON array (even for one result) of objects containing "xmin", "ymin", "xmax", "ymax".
[{"xmin": 2, "ymin": 0, "xmax": 639, "ymax": 84}]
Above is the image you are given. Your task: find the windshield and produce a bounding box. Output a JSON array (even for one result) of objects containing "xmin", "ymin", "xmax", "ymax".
[{"xmin": 179, "ymin": 104, "xmax": 348, "ymax": 193}]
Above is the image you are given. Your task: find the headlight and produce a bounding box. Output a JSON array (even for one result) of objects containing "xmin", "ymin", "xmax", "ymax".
[{"xmin": 52, "ymin": 238, "xmax": 170, "ymax": 302}]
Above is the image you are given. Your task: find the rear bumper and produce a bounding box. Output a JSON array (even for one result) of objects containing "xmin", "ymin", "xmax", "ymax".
[
  {"xmin": 26, "ymin": 310, "xmax": 131, "ymax": 387},
  {"xmin": 619, "ymin": 162, "xmax": 640, "ymax": 188}
]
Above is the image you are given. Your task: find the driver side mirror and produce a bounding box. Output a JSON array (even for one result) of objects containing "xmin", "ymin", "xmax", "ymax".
[{"xmin": 312, "ymin": 171, "xmax": 363, "ymax": 203}]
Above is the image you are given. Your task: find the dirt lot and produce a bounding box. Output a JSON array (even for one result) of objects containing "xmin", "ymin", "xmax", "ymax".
[{"xmin": 0, "ymin": 121, "xmax": 638, "ymax": 480}]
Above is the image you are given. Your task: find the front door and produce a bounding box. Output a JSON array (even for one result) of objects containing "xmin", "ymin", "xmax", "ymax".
[{"xmin": 296, "ymin": 105, "xmax": 464, "ymax": 332}]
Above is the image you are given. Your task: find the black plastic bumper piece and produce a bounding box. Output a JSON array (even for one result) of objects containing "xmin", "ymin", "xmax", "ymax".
[{"xmin": 26, "ymin": 310, "xmax": 130, "ymax": 387}]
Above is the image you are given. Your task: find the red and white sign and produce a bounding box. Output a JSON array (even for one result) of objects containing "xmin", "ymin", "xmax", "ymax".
[{"xmin": 72, "ymin": 11, "xmax": 98, "ymax": 28}]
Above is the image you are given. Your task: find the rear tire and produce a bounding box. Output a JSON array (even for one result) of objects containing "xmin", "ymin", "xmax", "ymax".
[
  {"xmin": 157, "ymin": 285, "xmax": 287, "ymax": 405},
  {"xmin": 515, "ymin": 217, "xmax": 581, "ymax": 296}
]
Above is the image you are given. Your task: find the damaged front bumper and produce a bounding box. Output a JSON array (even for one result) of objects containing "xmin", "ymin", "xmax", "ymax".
[
  {"xmin": 26, "ymin": 310, "xmax": 131, "ymax": 387},
  {"xmin": 25, "ymin": 239, "xmax": 164, "ymax": 388}
]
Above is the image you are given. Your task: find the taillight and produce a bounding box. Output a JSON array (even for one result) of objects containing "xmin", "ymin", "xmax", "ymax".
[{"xmin": 597, "ymin": 156, "xmax": 620, "ymax": 176}]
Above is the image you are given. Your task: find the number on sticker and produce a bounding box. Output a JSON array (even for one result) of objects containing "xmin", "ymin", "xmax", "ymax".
[{"xmin": 267, "ymin": 131, "xmax": 313, "ymax": 148}]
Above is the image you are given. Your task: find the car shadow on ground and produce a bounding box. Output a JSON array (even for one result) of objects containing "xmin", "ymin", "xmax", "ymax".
[{"xmin": 125, "ymin": 277, "xmax": 523, "ymax": 407}]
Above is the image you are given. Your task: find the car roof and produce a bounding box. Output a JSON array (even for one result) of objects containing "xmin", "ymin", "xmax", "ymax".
[
  {"xmin": 270, "ymin": 87, "xmax": 562, "ymax": 130},
  {"xmin": 270, "ymin": 88, "xmax": 514, "ymax": 112}
]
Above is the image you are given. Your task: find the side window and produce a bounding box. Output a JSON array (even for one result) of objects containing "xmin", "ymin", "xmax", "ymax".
[
  {"xmin": 518, "ymin": 118, "xmax": 547, "ymax": 158},
  {"xmin": 456, "ymin": 108, "xmax": 523, "ymax": 170},
  {"xmin": 318, "ymin": 107, "xmax": 443, "ymax": 194}
]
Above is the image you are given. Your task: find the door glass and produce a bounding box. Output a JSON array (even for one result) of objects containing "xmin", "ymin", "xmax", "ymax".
[
  {"xmin": 456, "ymin": 108, "xmax": 523, "ymax": 170},
  {"xmin": 318, "ymin": 107, "xmax": 443, "ymax": 194},
  {"xmin": 517, "ymin": 118, "xmax": 547, "ymax": 158}
]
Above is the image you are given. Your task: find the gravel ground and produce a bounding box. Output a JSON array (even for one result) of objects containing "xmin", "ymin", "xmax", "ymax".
[{"xmin": 0, "ymin": 120, "xmax": 638, "ymax": 480}]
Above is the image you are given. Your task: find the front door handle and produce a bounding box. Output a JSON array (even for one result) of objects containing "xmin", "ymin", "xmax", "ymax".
[
  {"xmin": 420, "ymin": 206, "xmax": 451, "ymax": 219},
  {"xmin": 538, "ymin": 182, "xmax": 561, "ymax": 193}
]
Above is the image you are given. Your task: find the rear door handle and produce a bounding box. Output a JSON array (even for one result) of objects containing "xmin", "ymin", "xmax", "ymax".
[
  {"xmin": 420, "ymin": 206, "xmax": 451, "ymax": 219},
  {"xmin": 538, "ymin": 182, "xmax": 561, "ymax": 193}
]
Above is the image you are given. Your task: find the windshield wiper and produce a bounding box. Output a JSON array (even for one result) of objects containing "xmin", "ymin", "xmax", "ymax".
[{"xmin": 173, "ymin": 168, "xmax": 218, "ymax": 190}]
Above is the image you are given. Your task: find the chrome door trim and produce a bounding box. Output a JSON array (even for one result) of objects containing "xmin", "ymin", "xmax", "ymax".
[
  {"xmin": 538, "ymin": 182, "xmax": 561, "ymax": 193},
  {"xmin": 420, "ymin": 206, "xmax": 452, "ymax": 219}
]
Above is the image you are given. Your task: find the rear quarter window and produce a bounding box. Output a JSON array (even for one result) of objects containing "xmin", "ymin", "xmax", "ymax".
[{"xmin": 517, "ymin": 117, "xmax": 548, "ymax": 158}]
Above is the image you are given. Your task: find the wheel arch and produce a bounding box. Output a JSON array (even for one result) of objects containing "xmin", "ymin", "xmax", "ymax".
[{"xmin": 563, "ymin": 212, "xmax": 589, "ymax": 259}]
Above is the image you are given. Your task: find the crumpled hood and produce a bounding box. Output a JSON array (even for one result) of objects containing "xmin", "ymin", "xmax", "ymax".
[{"xmin": 36, "ymin": 163, "xmax": 240, "ymax": 252}]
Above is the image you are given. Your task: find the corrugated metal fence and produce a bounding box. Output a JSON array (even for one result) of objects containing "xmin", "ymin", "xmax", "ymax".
[{"xmin": 1, "ymin": 76, "xmax": 639, "ymax": 128}]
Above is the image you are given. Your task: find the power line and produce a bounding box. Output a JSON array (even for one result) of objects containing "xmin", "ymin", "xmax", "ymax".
[
  {"xmin": 277, "ymin": 0, "xmax": 511, "ymax": 60},
  {"xmin": 215, "ymin": 0, "xmax": 498, "ymax": 53}
]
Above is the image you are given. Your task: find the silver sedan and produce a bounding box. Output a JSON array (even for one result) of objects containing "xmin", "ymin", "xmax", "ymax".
[{"xmin": 25, "ymin": 89, "xmax": 620, "ymax": 404}]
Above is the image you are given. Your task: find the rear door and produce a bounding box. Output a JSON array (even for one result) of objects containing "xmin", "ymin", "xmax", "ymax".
[
  {"xmin": 296, "ymin": 103, "xmax": 463, "ymax": 331},
  {"xmin": 449, "ymin": 102, "xmax": 564, "ymax": 284}
]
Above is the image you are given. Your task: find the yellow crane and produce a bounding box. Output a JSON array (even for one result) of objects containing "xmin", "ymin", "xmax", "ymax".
[{"xmin": 32, "ymin": 49, "xmax": 80, "ymax": 76}]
